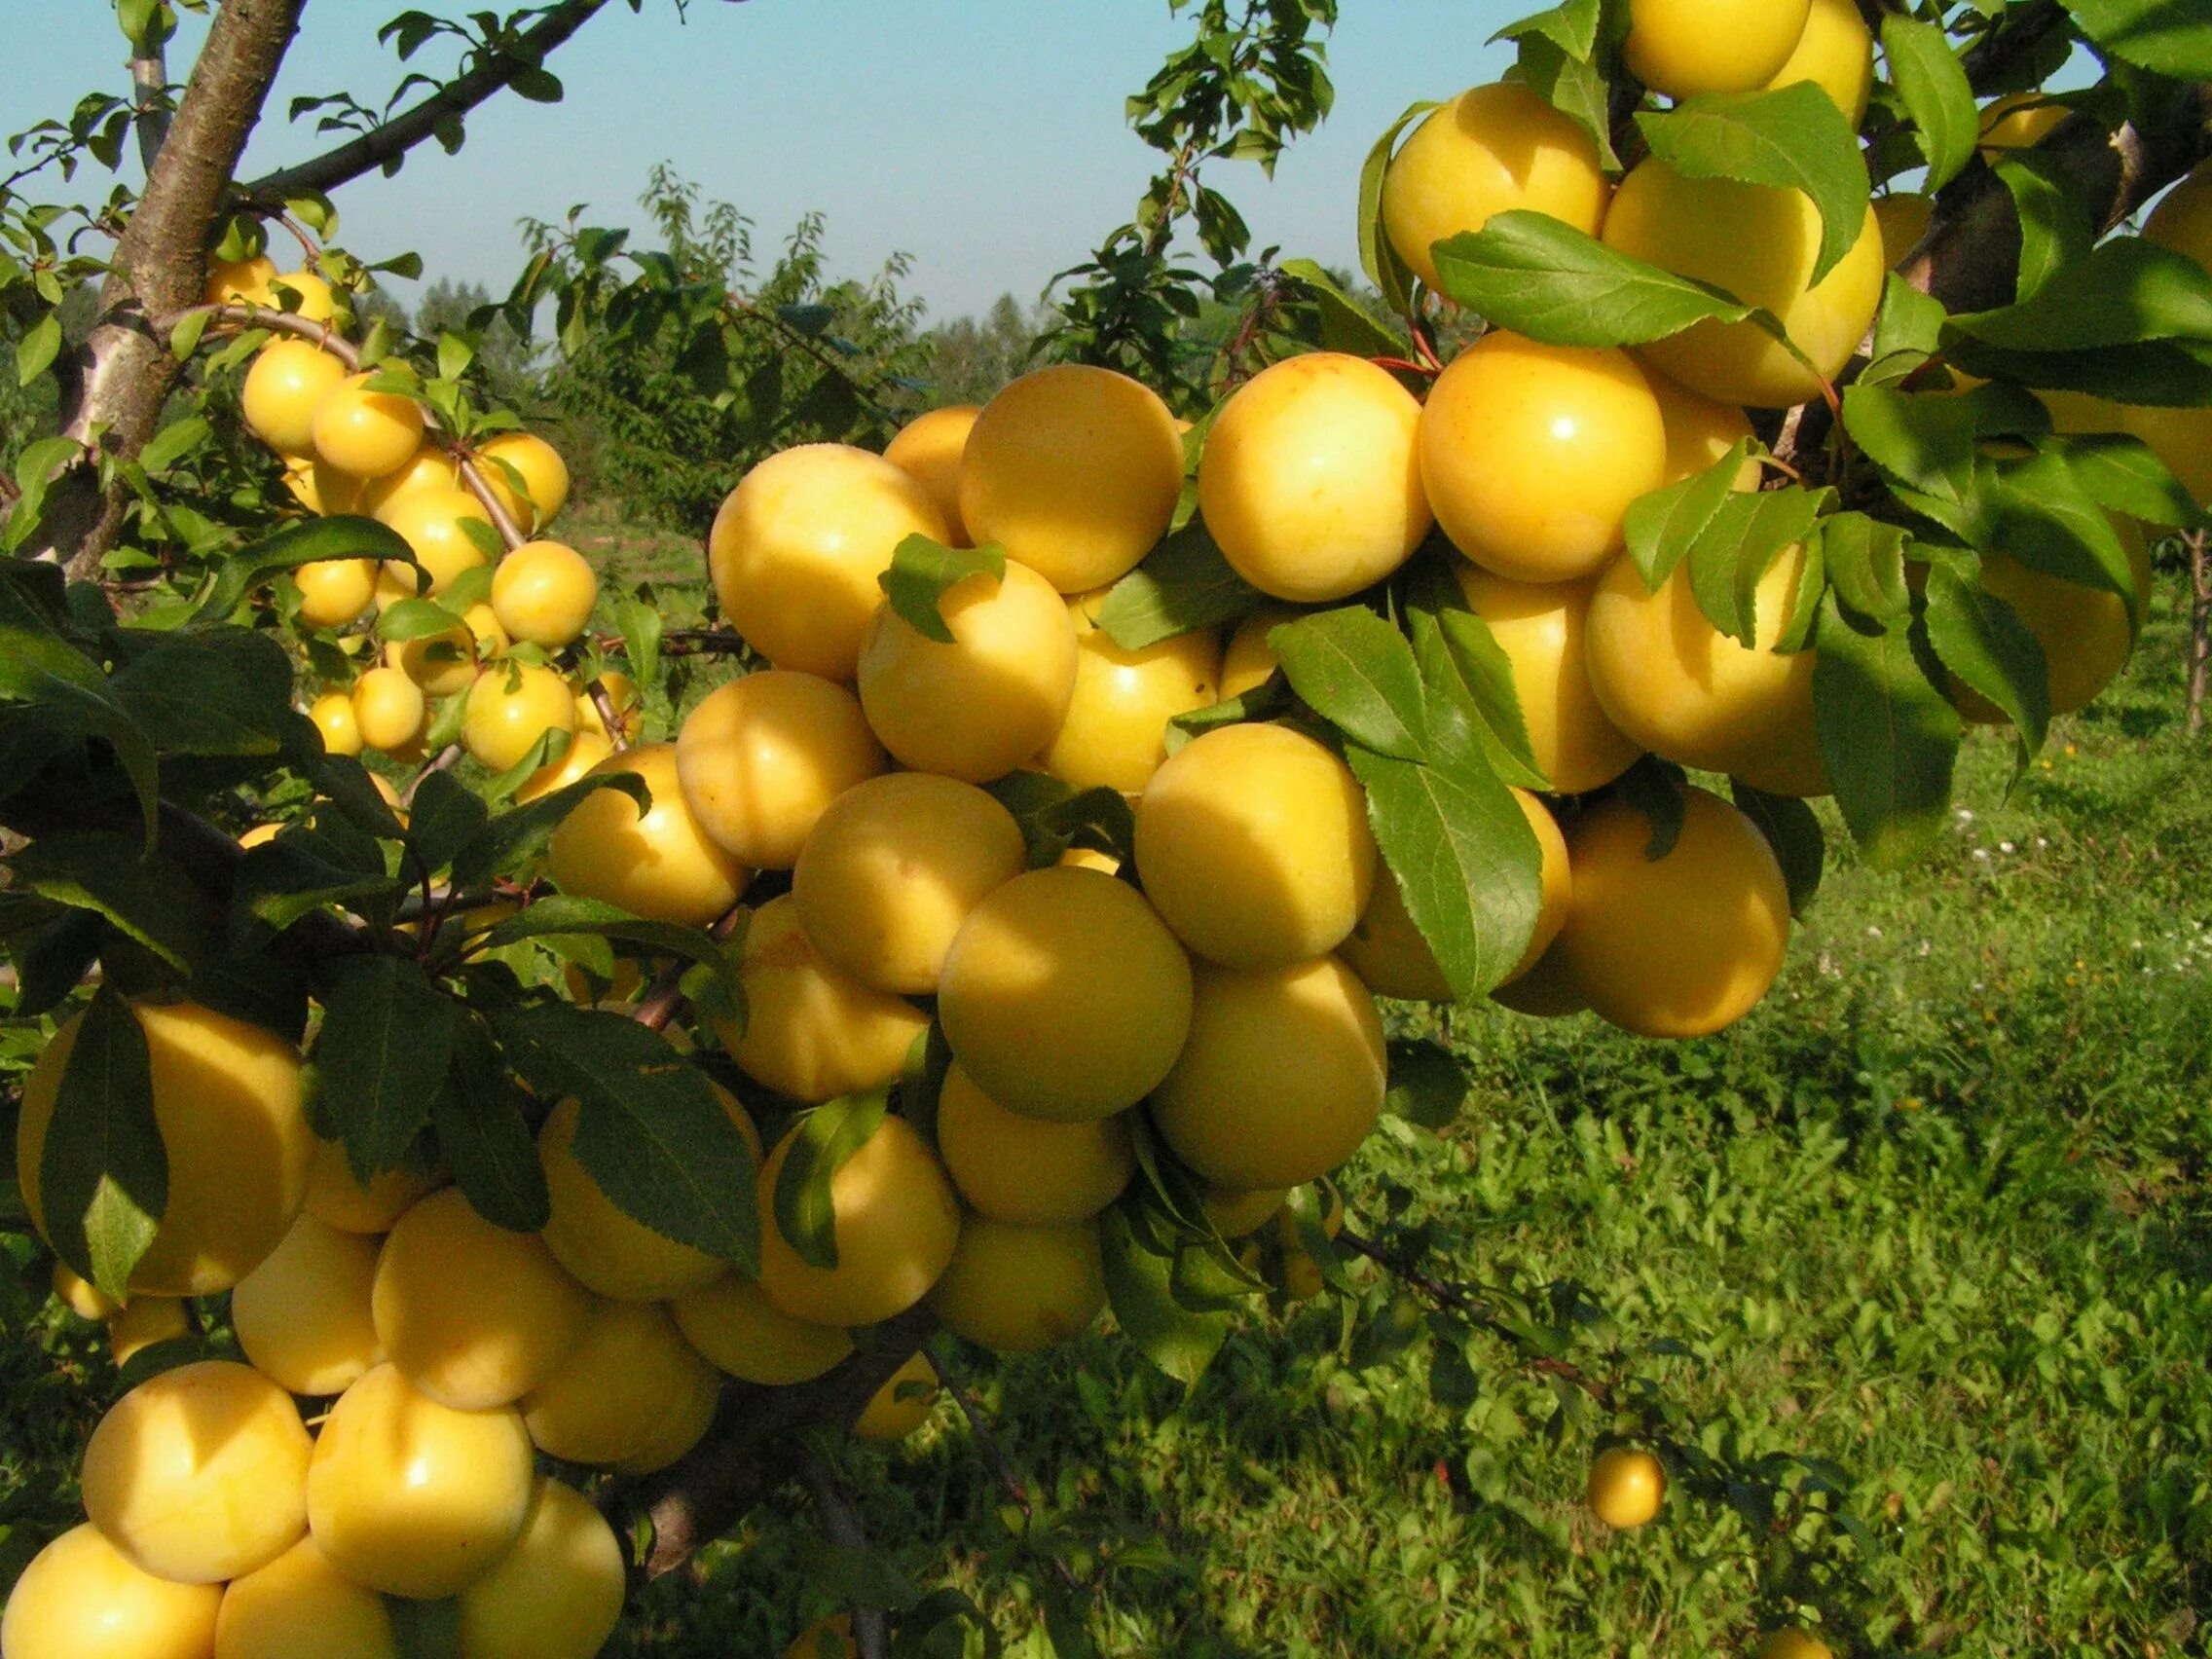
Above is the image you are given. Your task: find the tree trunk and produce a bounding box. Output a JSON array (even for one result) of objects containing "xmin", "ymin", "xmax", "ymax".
[
  {"xmin": 33, "ymin": 0, "xmax": 304, "ymax": 583},
  {"xmin": 2188, "ymin": 530, "xmax": 2210, "ymax": 739}
]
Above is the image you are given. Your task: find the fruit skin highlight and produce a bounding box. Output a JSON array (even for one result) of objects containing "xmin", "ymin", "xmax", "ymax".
[
  {"xmin": 1586, "ymin": 1445, "xmax": 1668, "ymax": 1529},
  {"xmin": 1624, "ymin": 0, "xmax": 1813, "ymax": 98}
]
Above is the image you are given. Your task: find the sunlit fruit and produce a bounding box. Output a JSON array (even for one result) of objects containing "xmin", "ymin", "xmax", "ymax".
[
  {"xmin": 883, "ymin": 404, "xmax": 980, "ymax": 544},
  {"xmin": 2145, "ymin": 156, "xmax": 2212, "ymax": 273},
  {"xmin": 934, "ymin": 1063, "xmax": 1134, "ymax": 1223},
  {"xmin": 785, "ymin": 1614, "xmax": 858, "ymax": 1659},
  {"xmin": 1134, "ymin": 721, "xmax": 1377, "ymax": 969},
  {"xmin": 712, "ymin": 894, "xmax": 929, "ymax": 1104},
  {"xmin": 1151, "ymin": 955, "xmax": 1386, "ymax": 1190},
  {"xmin": 1040, "ymin": 590, "xmax": 1221, "ymax": 793},
  {"xmin": 538, "ymin": 1088, "xmax": 759, "ymax": 1301},
  {"xmin": 473, "ymin": 430, "xmax": 571, "ymax": 533},
  {"xmin": 1586, "ymin": 1445, "xmax": 1667, "ymax": 1529},
  {"xmin": 672, "ymin": 1272, "xmax": 855, "ymax": 1384},
  {"xmin": 305, "ymin": 1363, "xmax": 535, "ymax": 1600},
  {"xmin": 1380, "ymin": 81, "xmax": 1609, "ymax": 292},
  {"xmin": 1755, "ymin": 1629, "xmax": 1836, "ymax": 1659},
  {"xmin": 755, "ymin": 1114, "xmax": 962, "ymax": 1328},
  {"xmin": 1217, "ymin": 604, "xmax": 1298, "ymax": 699},
  {"xmin": 281, "ymin": 453, "xmax": 362, "ymax": 516},
  {"xmin": 453, "ymin": 1478, "xmax": 623, "ymax": 1659},
  {"xmin": 312, "ymin": 373, "xmax": 425, "ymax": 480},
  {"xmin": 304, "ymin": 1137, "xmax": 441, "ymax": 1234},
  {"xmin": 268, "ymin": 268, "xmax": 337, "ymax": 322},
  {"xmin": 378, "ymin": 486, "xmax": 493, "ymax": 598},
  {"xmin": 354, "ymin": 441, "xmax": 460, "ymax": 519},
  {"xmin": 676, "ymin": 670, "xmax": 886, "ymax": 868},
  {"xmin": 1203, "ymin": 1185, "xmax": 1289, "ymax": 1238},
  {"xmin": 1625, "ymin": 0, "xmax": 1812, "ymax": 97},
  {"xmin": 490, "ymin": 539, "xmax": 597, "ymax": 646},
  {"xmin": 791, "ymin": 771, "xmax": 1026, "ymax": 994},
  {"xmin": 1446, "ymin": 564, "xmax": 1640, "ymax": 793},
  {"xmin": 1961, "ymin": 521, "xmax": 2152, "ymax": 718},
  {"xmin": 1198, "ymin": 352, "xmax": 1430, "ymax": 602},
  {"xmin": 938, "ymin": 866, "xmax": 1195, "ymax": 1122},
  {"xmin": 1761, "ymin": 0, "xmax": 1872, "ymax": 125},
  {"xmin": 230, "ymin": 1213, "xmax": 385, "ymax": 1396},
  {"xmin": 608, "ymin": 1358, "xmax": 719, "ymax": 1475},
  {"xmin": 293, "ymin": 558, "xmax": 377, "ymax": 630},
  {"xmin": 1584, "ymin": 541, "xmax": 1825, "ymax": 794},
  {"xmin": 1341, "ymin": 788, "xmax": 1569, "ymax": 998},
  {"xmin": 547, "ymin": 742, "xmax": 749, "ymax": 927},
  {"xmin": 18, "ymin": 1001, "xmax": 311, "ymax": 1297},
  {"xmin": 106, "ymin": 1296, "xmax": 189, "ymax": 1367},
  {"xmin": 1422, "ymin": 332, "xmax": 1668, "ymax": 584},
  {"xmin": 1873, "ymin": 192, "xmax": 1935, "ymax": 263},
  {"xmin": 461, "ymin": 661, "xmax": 572, "ymax": 772},
  {"xmin": 959, "ymin": 363, "xmax": 1183, "ymax": 593},
  {"xmin": 708, "ymin": 443, "xmax": 949, "ymax": 681},
  {"xmin": 242, "ymin": 340, "xmax": 347, "ymax": 454},
  {"xmin": 81, "ymin": 1359, "xmax": 312, "ymax": 1583},
  {"xmin": 931, "ymin": 1215, "xmax": 1107, "ymax": 1352},
  {"xmin": 387, "ymin": 602, "xmax": 505, "ymax": 699},
  {"xmin": 1650, "ymin": 376, "xmax": 1762, "ymax": 489},
  {"xmin": 0, "ymin": 1523, "xmax": 222, "ymax": 1659},
  {"xmin": 212, "ymin": 1533, "xmax": 396, "ymax": 1659},
  {"xmin": 205, "ymin": 253, "xmax": 277, "ymax": 308},
  {"xmin": 1553, "ymin": 786, "xmax": 1790, "ymax": 1038},
  {"xmin": 855, "ymin": 557, "xmax": 1079, "ymax": 782},
  {"xmin": 520, "ymin": 1298, "xmax": 717, "ymax": 1466},
  {"xmin": 852, "ymin": 1350, "xmax": 939, "ymax": 1441},
  {"xmin": 1602, "ymin": 157, "xmax": 1884, "ymax": 409},
  {"xmin": 350, "ymin": 665, "xmax": 426, "ymax": 754},
  {"xmin": 517, "ymin": 728, "xmax": 612, "ymax": 805},
  {"xmin": 1978, "ymin": 92, "xmax": 2068, "ymax": 158},
  {"xmin": 371, "ymin": 1186, "xmax": 591, "ymax": 1410}
]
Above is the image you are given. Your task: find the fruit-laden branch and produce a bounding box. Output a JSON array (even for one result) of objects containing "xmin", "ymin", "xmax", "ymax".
[
  {"xmin": 239, "ymin": 0, "xmax": 613, "ymax": 203},
  {"xmin": 618, "ymin": 1308, "xmax": 939, "ymax": 1579},
  {"xmin": 31, "ymin": 0, "xmax": 304, "ymax": 584}
]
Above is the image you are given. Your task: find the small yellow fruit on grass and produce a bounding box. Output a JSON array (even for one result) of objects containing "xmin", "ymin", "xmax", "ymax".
[
  {"xmin": 960, "ymin": 363, "xmax": 1184, "ymax": 593},
  {"xmin": 856, "ymin": 557, "xmax": 1079, "ymax": 782},
  {"xmin": 455, "ymin": 1477, "xmax": 625, "ymax": 1659},
  {"xmin": 0, "ymin": 1523, "xmax": 222, "ymax": 1659},
  {"xmin": 371, "ymin": 1186, "xmax": 591, "ymax": 1410},
  {"xmin": 1625, "ymin": 0, "xmax": 1812, "ymax": 97},
  {"xmin": 350, "ymin": 665, "xmax": 426, "ymax": 755},
  {"xmin": 791, "ymin": 771, "xmax": 1026, "ymax": 994},
  {"xmin": 938, "ymin": 866, "xmax": 1195, "ymax": 1122},
  {"xmin": 1040, "ymin": 590, "xmax": 1222, "ymax": 794},
  {"xmin": 1381, "ymin": 81, "xmax": 1609, "ymax": 292},
  {"xmin": 1554, "ymin": 786, "xmax": 1790, "ymax": 1039},
  {"xmin": 934, "ymin": 1062, "xmax": 1134, "ymax": 1223},
  {"xmin": 883, "ymin": 404, "xmax": 980, "ymax": 544},
  {"xmin": 82, "ymin": 1359, "xmax": 312, "ymax": 1583},
  {"xmin": 1421, "ymin": 332, "xmax": 1667, "ymax": 584},
  {"xmin": 306, "ymin": 1362, "xmax": 535, "ymax": 1600},
  {"xmin": 1198, "ymin": 352, "xmax": 1430, "ymax": 603},
  {"xmin": 18, "ymin": 1001, "xmax": 311, "ymax": 1297},
  {"xmin": 231, "ymin": 1213, "xmax": 384, "ymax": 1396},
  {"xmin": 312, "ymin": 372, "xmax": 424, "ymax": 480},
  {"xmin": 1134, "ymin": 721, "xmax": 1377, "ymax": 970},
  {"xmin": 852, "ymin": 1350, "xmax": 939, "ymax": 1441},
  {"xmin": 520, "ymin": 1298, "xmax": 718, "ymax": 1466},
  {"xmin": 242, "ymin": 340, "xmax": 348, "ymax": 455},
  {"xmin": 676, "ymin": 670, "xmax": 887, "ymax": 868},
  {"xmin": 709, "ymin": 443, "xmax": 949, "ymax": 682},
  {"xmin": 931, "ymin": 1215, "xmax": 1107, "ymax": 1352},
  {"xmin": 1152, "ymin": 956, "xmax": 1386, "ymax": 1191},
  {"xmin": 474, "ymin": 430, "xmax": 571, "ymax": 532},
  {"xmin": 547, "ymin": 742, "xmax": 750, "ymax": 928},
  {"xmin": 1586, "ymin": 1444, "xmax": 1667, "ymax": 1529},
  {"xmin": 713, "ymin": 895, "xmax": 929, "ymax": 1104},
  {"xmin": 213, "ymin": 1534, "xmax": 396, "ymax": 1659},
  {"xmin": 673, "ymin": 1272, "xmax": 855, "ymax": 1384},
  {"xmin": 490, "ymin": 539, "xmax": 598, "ymax": 646},
  {"xmin": 756, "ymin": 1115, "xmax": 961, "ymax": 1328},
  {"xmin": 293, "ymin": 557, "xmax": 377, "ymax": 630},
  {"xmin": 1756, "ymin": 1628, "xmax": 1836, "ymax": 1659}
]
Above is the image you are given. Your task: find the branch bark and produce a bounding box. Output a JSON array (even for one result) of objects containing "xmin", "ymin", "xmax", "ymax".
[
  {"xmin": 798, "ymin": 1451, "xmax": 893, "ymax": 1659},
  {"xmin": 2187, "ymin": 530, "xmax": 2209, "ymax": 739},
  {"xmin": 239, "ymin": 0, "xmax": 611, "ymax": 203},
  {"xmin": 33, "ymin": 0, "xmax": 303, "ymax": 583}
]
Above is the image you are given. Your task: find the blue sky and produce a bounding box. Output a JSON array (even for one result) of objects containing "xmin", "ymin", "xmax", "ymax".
[{"xmin": 4, "ymin": 1, "xmax": 1518, "ymax": 322}]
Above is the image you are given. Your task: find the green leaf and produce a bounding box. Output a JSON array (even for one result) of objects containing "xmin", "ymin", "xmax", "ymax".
[
  {"xmin": 231, "ymin": 838, "xmax": 403, "ymax": 937},
  {"xmin": 1431, "ymin": 210, "xmax": 1758, "ymax": 348},
  {"xmin": 1166, "ymin": 681, "xmax": 1291, "ymax": 754},
  {"xmin": 1994, "ymin": 154, "xmax": 2093, "ymax": 302},
  {"xmin": 1346, "ymin": 746, "xmax": 1540, "ymax": 1002},
  {"xmin": 1812, "ymin": 593, "xmax": 1959, "ymax": 868},
  {"xmin": 13, "ymin": 907, "xmax": 105, "ymax": 1018},
  {"xmin": 1271, "ymin": 608, "xmax": 1427, "ymax": 761},
  {"xmin": 39, "ymin": 986, "xmax": 165, "ymax": 1303},
  {"xmin": 1412, "ymin": 606, "xmax": 1547, "ymax": 792},
  {"xmin": 308, "ymin": 754, "xmax": 409, "ymax": 842},
  {"xmin": 7, "ymin": 832, "xmax": 214, "ymax": 971},
  {"xmin": 1614, "ymin": 757, "xmax": 1688, "ymax": 858},
  {"xmin": 1948, "ymin": 239, "xmax": 2212, "ymax": 353},
  {"xmin": 1095, "ymin": 519, "xmax": 1265, "ymax": 650},
  {"xmin": 877, "ymin": 535, "xmax": 1006, "ymax": 645},
  {"xmin": 1843, "ymin": 385, "xmax": 1977, "ymax": 511},
  {"xmin": 1357, "ymin": 99, "xmax": 1437, "ymax": 313},
  {"xmin": 1098, "ymin": 1194, "xmax": 1235, "ymax": 1386},
  {"xmin": 1516, "ymin": 33, "xmax": 1619, "ymax": 170},
  {"xmin": 1819, "ymin": 513, "xmax": 1912, "ymax": 621},
  {"xmin": 3, "ymin": 437, "xmax": 84, "ymax": 557},
  {"xmin": 1727, "ymin": 784, "xmax": 1825, "ymax": 915},
  {"xmin": 1880, "ymin": 16, "xmax": 1978, "ymax": 191},
  {"xmin": 1684, "ymin": 487, "xmax": 1829, "ymax": 646},
  {"xmin": 1621, "ymin": 441, "xmax": 1751, "ymax": 588},
  {"xmin": 1277, "ymin": 258, "xmax": 1410, "ymax": 357},
  {"xmin": 614, "ymin": 597, "xmax": 662, "ymax": 689},
  {"xmin": 110, "ymin": 629, "xmax": 300, "ymax": 758},
  {"xmin": 191, "ymin": 514, "xmax": 417, "ymax": 625},
  {"xmin": 477, "ymin": 894, "xmax": 741, "ymax": 981},
  {"xmin": 0, "ymin": 584, "xmax": 160, "ymax": 849},
  {"xmin": 313, "ymin": 956, "xmax": 457, "ymax": 1184},
  {"xmin": 1637, "ymin": 84, "xmax": 1871, "ymax": 282},
  {"xmin": 1492, "ymin": 0, "xmax": 1604, "ymax": 56},
  {"xmin": 139, "ymin": 415, "xmax": 211, "ymax": 476},
  {"xmin": 1976, "ymin": 448, "xmax": 2136, "ymax": 599},
  {"xmin": 432, "ymin": 1020, "xmax": 549, "ymax": 1233},
  {"xmin": 402, "ymin": 770, "xmax": 488, "ymax": 875},
  {"xmin": 771, "ymin": 1089, "xmax": 890, "ymax": 1272},
  {"xmin": 448, "ymin": 771, "xmax": 646, "ymax": 889},
  {"xmin": 375, "ymin": 598, "xmax": 467, "ymax": 643},
  {"xmin": 2058, "ymin": 0, "xmax": 2212, "ymax": 78},
  {"xmin": 16, "ymin": 311, "xmax": 60, "ymax": 387},
  {"xmin": 2050, "ymin": 433, "xmax": 2209, "ymax": 531},
  {"xmin": 980, "ymin": 771, "xmax": 1135, "ymax": 869},
  {"xmin": 492, "ymin": 1005, "xmax": 757, "ymax": 1270},
  {"xmin": 1943, "ymin": 338, "xmax": 2212, "ymax": 408},
  {"xmin": 1870, "ymin": 275, "xmax": 1948, "ymax": 362},
  {"xmin": 1922, "ymin": 561, "xmax": 2050, "ymax": 769},
  {"xmin": 1382, "ymin": 1038, "xmax": 1473, "ymax": 1128},
  {"xmin": 169, "ymin": 310, "xmax": 210, "ymax": 362}
]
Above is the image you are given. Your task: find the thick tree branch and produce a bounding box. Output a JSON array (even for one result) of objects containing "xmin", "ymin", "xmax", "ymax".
[
  {"xmin": 798, "ymin": 1451, "xmax": 892, "ymax": 1659},
  {"xmin": 240, "ymin": 0, "xmax": 612, "ymax": 203}
]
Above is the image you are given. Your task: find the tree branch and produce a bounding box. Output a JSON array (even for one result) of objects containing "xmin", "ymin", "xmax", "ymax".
[
  {"xmin": 239, "ymin": 0, "xmax": 613, "ymax": 203},
  {"xmin": 798, "ymin": 1450, "xmax": 893, "ymax": 1659}
]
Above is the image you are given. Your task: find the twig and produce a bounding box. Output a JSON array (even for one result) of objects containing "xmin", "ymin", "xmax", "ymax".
[
  {"xmin": 595, "ymin": 627, "xmax": 748, "ymax": 658},
  {"xmin": 798, "ymin": 1450, "xmax": 893, "ymax": 1659},
  {"xmin": 584, "ymin": 677, "xmax": 630, "ymax": 752},
  {"xmin": 629, "ymin": 903, "xmax": 745, "ymax": 1031},
  {"xmin": 402, "ymin": 743, "xmax": 463, "ymax": 806}
]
